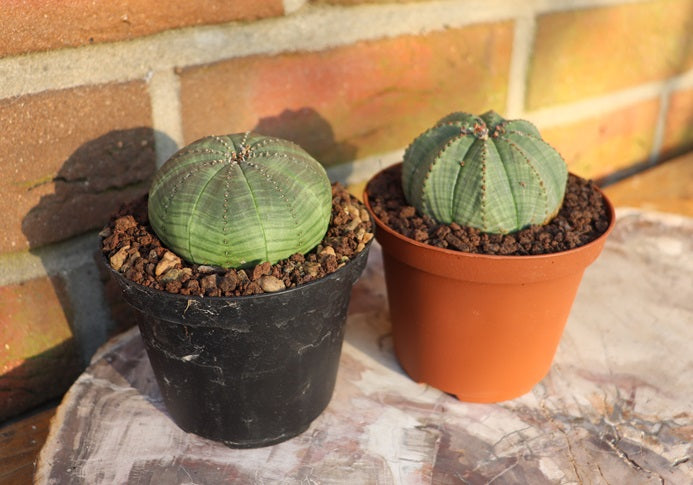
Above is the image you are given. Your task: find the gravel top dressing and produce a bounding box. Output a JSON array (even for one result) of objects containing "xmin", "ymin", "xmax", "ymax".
[
  {"xmin": 102, "ymin": 183, "xmax": 373, "ymax": 297},
  {"xmin": 367, "ymin": 164, "xmax": 610, "ymax": 256}
]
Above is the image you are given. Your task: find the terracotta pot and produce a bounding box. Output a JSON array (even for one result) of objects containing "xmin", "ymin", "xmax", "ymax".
[{"xmin": 363, "ymin": 164, "xmax": 615, "ymax": 403}]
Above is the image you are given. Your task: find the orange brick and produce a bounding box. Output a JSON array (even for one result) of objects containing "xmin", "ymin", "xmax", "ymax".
[
  {"xmin": 180, "ymin": 23, "xmax": 512, "ymax": 167},
  {"xmin": 0, "ymin": 0, "xmax": 283, "ymax": 58},
  {"xmin": 311, "ymin": 0, "xmax": 424, "ymax": 4},
  {"xmin": 0, "ymin": 276, "xmax": 82, "ymax": 421},
  {"xmin": 0, "ymin": 82, "xmax": 156, "ymax": 253},
  {"xmin": 527, "ymin": 0, "xmax": 693, "ymax": 109},
  {"xmin": 661, "ymin": 87, "xmax": 693, "ymax": 159},
  {"xmin": 541, "ymin": 99, "xmax": 660, "ymax": 180}
]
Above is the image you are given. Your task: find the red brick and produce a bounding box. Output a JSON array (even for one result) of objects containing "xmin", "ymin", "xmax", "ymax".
[
  {"xmin": 0, "ymin": 276, "xmax": 82, "ymax": 421},
  {"xmin": 661, "ymin": 87, "xmax": 693, "ymax": 159},
  {"xmin": 0, "ymin": 0, "xmax": 283, "ymax": 58},
  {"xmin": 540, "ymin": 99, "xmax": 660, "ymax": 180},
  {"xmin": 528, "ymin": 0, "xmax": 693, "ymax": 109},
  {"xmin": 180, "ymin": 23, "xmax": 512, "ymax": 167},
  {"xmin": 0, "ymin": 82, "xmax": 156, "ymax": 253}
]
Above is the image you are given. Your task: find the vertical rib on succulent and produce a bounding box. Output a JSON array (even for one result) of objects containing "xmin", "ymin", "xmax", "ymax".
[
  {"xmin": 148, "ymin": 132, "xmax": 332, "ymax": 269},
  {"xmin": 402, "ymin": 111, "xmax": 568, "ymax": 234}
]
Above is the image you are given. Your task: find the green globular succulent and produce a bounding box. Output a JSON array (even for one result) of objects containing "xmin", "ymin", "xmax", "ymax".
[
  {"xmin": 148, "ymin": 132, "xmax": 332, "ymax": 269},
  {"xmin": 402, "ymin": 110, "xmax": 568, "ymax": 234}
]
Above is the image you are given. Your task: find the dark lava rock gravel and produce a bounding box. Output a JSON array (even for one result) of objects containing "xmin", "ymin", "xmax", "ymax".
[{"xmin": 366, "ymin": 164, "xmax": 610, "ymax": 256}]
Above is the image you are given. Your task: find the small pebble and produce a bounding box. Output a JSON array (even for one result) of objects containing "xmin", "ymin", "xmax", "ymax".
[
  {"xmin": 200, "ymin": 274, "xmax": 218, "ymax": 292},
  {"xmin": 345, "ymin": 218, "xmax": 361, "ymax": 231},
  {"xmin": 259, "ymin": 275, "xmax": 286, "ymax": 293},
  {"xmin": 125, "ymin": 250, "xmax": 141, "ymax": 267},
  {"xmin": 252, "ymin": 262, "xmax": 272, "ymax": 280},
  {"xmin": 155, "ymin": 251, "xmax": 181, "ymax": 276},
  {"xmin": 304, "ymin": 262, "xmax": 321, "ymax": 277},
  {"xmin": 319, "ymin": 246, "xmax": 336, "ymax": 262},
  {"xmin": 114, "ymin": 216, "xmax": 137, "ymax": 232},
  {"xmin": 109, "ymin": 245, "xmax": 130, "ymax": 271},
  {"xmin": 197, "ymin": 265, "xmax": 218, "ymax": 274},
  {"xmin": 160, "ymin": 268, "xmax": 183, "ymax": 283}
]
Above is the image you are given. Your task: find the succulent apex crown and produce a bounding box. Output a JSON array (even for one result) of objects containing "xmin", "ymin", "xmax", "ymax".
[
  {"xmin": 148, "ymin": 132, "xmax": 332, "ymax": 269},
  {"xmin": 402, "ymin": 110, "xmax": 568, "ymax": 234}
]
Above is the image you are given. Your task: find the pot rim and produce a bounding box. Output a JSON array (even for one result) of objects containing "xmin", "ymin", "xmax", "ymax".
[
  {"xmin": 103, "ymin": 238, "xmax": 373, "ymax": 303},
  {"xmin": 363, "ymin": 162, "xmax": 616, "ymax": 262}
]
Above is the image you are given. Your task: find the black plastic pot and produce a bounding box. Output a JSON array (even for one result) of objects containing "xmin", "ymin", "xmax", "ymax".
[{"xmin": 105, "ymin": 243, "xmax": 371, "ymax": 448}]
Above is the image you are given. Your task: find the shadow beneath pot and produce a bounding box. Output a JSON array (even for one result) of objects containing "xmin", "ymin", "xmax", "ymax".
[{"xmin": 94, "ymin": 328, "xmax": 169, "ymax": 414}]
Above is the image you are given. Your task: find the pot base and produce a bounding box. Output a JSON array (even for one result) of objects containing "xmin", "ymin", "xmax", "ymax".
[
  {"xmin": 222, "ymin": 423, "xmax": 310, "ymax": 449},
  {"xmin": 400, "ymin": 357, "xmax": 544, "ymax": 404}
]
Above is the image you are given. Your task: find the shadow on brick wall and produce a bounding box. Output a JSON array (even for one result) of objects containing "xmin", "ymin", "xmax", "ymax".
[
  {"xmin": 22, "ymin": 128, "xmax": 157, "ymax": 249},
  {"xmin": 4, "ymin": 128, "xmax": 158, "ymax": 423},
  {"xmin": 253, "ymin": 107, "xmax": 357, "ymax": 173}
]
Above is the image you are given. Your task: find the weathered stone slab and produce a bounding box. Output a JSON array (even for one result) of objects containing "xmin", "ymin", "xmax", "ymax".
[{"xmin": 36, "ymin": 209, "xmax": 692, "ymax": 484}]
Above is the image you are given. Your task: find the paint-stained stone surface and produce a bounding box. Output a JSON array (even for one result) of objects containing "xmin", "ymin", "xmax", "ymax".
[{"xmin": 36, "ymin": 210, "xmax": 692, "ymax": 484}]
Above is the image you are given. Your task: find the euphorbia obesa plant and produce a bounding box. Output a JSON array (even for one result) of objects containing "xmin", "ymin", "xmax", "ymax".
[
  {"xmin": 148, "ymin": 132, "xmax": 332, "ymax": 269},
  {"xmin": 402, "ymin": 110, "xmax": 568, "ymax": 234}
]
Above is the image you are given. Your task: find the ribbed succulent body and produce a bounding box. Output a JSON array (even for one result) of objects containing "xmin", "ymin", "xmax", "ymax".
[
  {"xmin": 148, "ymin": 132, "xmax": 332, "ymax": 269},
  {"xmin": 402, "ymin": 111, "xmax": 568, "ymax": 234}
]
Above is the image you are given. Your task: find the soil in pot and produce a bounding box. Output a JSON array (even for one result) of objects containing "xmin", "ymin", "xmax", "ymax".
[
  {"xmin": 102, "ymin": 183, "xmax": 373, "ymax": 296},
  {"xmin": 366, "ymin": 164, "xmax": 610, "ymax": 256},
  {"xmin": 101, "ymin": 183, "xmax": 373, "ymax": 447}
]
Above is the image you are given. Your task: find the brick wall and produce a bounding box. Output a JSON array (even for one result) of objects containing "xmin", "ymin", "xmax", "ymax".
[{"xmin": 1, "ymin": 0, "xmax": 692, "ymax": 421}]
